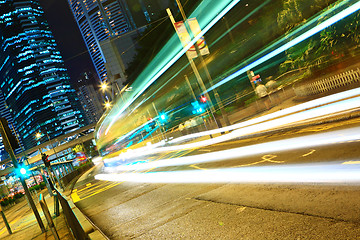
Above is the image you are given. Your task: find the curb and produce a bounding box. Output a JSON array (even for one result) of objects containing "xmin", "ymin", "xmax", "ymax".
[
  {"xmin": 69, "ymin": 198, "xmax": 109, "ymax": 239},
  {"xmin": 66, "ymin": 167, "xmax": 110, "ymax": 240}
]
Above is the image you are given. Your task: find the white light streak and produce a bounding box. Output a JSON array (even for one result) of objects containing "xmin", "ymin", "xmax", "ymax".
[
  {"xmin": 106, "ymin": 126, "xmax": 360, "ymax": 171},
  {"xmin": 207, "ymin": 1, "xmax": 360, "ymax": 92},
  {"xmin": 106, "ymin": 92, "xmax": 360, "ymax": 162},
  {"xmin": 104, "ymin": 0, "xmax": 242, "ymax": 135},
  {"xmin": 96, "ymin": 161, "xmax": 360, "ymax": 184}
]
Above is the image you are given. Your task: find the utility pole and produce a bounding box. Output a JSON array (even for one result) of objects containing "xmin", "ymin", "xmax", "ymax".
[
  {"xmin": 168, "ymin": 2, "xmax": 230, "ymax": 127},
  {"xmin": 175, "ymin": 0, "xmax": 231, "ymax": 127},
  {"xmin": 166, "ymin": 8, "xmax": 220, "ymax": 129},
  {"xmin": 0, "ymin": 118, "xmax": 45, "ymax": 233}
]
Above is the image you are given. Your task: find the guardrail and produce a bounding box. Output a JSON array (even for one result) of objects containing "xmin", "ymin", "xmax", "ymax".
[
  {"xmin": 53, "ymin": 187, "xmax": 108, "ymax": 240},
  {"xmin": 39, "ymin": 194, "xmax": 60, "ymax": 240},
  {"xmin": 54, "ymin": 188, "xmax": 89, "ymax": 239},
  {"xmin": 294, "ymin": 68, "xmax": 360, "ymax": 97}
]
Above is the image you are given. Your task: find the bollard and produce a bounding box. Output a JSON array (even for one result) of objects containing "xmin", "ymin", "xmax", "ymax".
[
  {"xmin": 0, "ymin": 206, "xmax": 12, "ymax": 234},
  {"xmin": 54, "ymin": 193, "xmax": 60, "ymax": 217}
]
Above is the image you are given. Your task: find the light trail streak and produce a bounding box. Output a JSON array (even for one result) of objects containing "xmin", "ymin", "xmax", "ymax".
[
  {"xmin": 104, "ymin": 91, "xmax": 360, "ymax": 163},
  {"xmin": 103, "ymin": 0, "xmax": 242, "ymax": 136},
  {"xmin": 96, "ymin": 161, "xmax": 360, "ymax": 184},
  {"xmin": 97, "ymin": 0, "xmax": 360, "ymax": 153},
  {"xmin": 215, "ymin": 0, "xmax": 354, "ymax": 84},
  {"xmin": 105, "ymin": 126, "xmax": 360, "ymax": 172},
  {"xmin": 207, "ymin": 0, "xmax": 360, "ymax": 92},
  {"xmin": 168, "ymin": 88, "xmax": 360, "ymax": 145}
]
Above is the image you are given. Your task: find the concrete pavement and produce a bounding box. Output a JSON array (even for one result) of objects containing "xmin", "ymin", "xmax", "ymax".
[{"xmin": 0, "ymin": 189, "xmax": 73, "ymax": 240}]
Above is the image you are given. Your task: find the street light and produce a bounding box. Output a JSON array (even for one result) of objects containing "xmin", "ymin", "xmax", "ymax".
[
  {"xmin": 35, "ymin": 132, "xmax": 41, "ymax": 139},
  {"xmin": 104, "ymin": 101, "xmax": 111, "ymax": 109},
  {"xmin": 101, "ymin": 82, "xmax": 108, "ymax": 92}
]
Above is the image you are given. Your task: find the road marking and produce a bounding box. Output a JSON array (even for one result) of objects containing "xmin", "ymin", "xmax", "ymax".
[
  {"xmin": 0, "ymin": 215, "xmax": 22, "ymax": 236},
  {"xmin": 237, "ymin": 207, "xmax": 246, "ymax": 213},
  {"xmin": 71, "ymin": 192, "xmax": 81, "ymax": 203},
  {"xmin": 302, "ymin": 149, "xmax": 316, "ymax": 157},
  {"xmin": 77, "ymin": 182, "xmax": 123, "ymax": 202},
  {"xmin": 79, "ymin": 149, "xmax": 198, "ymax": 201},
  {"xmin": 342, "ymin": 160, "xmax": 360, "ymax": 165},
  {"xmin": 76, "ymin": 181, "xmax": 107, "ymax": 193},
  {"xmin": 190, "ymin": 164, "xmax": 206, "ymax": 170},
  {"xmin": 232, "ymin": 154, "xmax": 283, "ymax": 168}
]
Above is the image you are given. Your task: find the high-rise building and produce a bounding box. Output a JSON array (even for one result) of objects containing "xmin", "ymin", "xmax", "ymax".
[
  {"xmin": 0, "ymin": 0, "xmax": 87, "ymax": 149},
  {"xmin": 67, "ymin": 0, "xmax": 135, "ymax": 83},
  {"xmin": 77, "ymin": 72, "xmax": 103, "ymax": 124},
  {"xmin": 0, "ymin": 90, "xmax": 23, "ymax": 160},
  {"xmin": 125, "ymin": 0, "xmax": 177, "ymax": 26}
]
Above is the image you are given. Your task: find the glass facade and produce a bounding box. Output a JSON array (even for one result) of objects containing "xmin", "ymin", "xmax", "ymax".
[
  {"xmin": 0, "ymin": 0, "xmax": 87, "ymax": 149},
  {"xmin": 67, "ymin": 0, "xmax": 134, "ymax": 83}
]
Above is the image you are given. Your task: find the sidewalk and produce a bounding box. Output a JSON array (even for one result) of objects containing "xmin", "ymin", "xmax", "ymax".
[{"xmin": 0, "ymin": 189, "xmax": 73, "ymax": 240}]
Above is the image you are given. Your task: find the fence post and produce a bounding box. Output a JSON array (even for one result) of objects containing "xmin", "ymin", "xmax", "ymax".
[
  {"xmin": 0, "ymin": 206, "xmax": 12, "ymax": 235},
  {"xmin": 54, "ymin": 193, "xmax": 60, "ymax": 217},
  {"xmin": 39, "ymin": 194, "xmax": 60, "ymax": 240}
]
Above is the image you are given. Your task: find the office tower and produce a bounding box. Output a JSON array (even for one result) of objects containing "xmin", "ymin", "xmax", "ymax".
[
  {"xmin": 67, "ymin": 0, "xmax": 135, "ymax": 83},
  {"xmin": 0, "ymin": 0, "xmax": 87, "ymax": 149},
  {"xmin": 100, "ymin": 26, "xmax": 146, "ymax": 98},
  {"xmin": 77, "ymin": 72, "xmax": 104, "ymax": 124},
  {"xmin": 0, "ymin": 90, "xmax": 22, "ymax": 160},
  {"xmin": 126, "ymin": 0, "xmax": 177, "ymax": 26}
]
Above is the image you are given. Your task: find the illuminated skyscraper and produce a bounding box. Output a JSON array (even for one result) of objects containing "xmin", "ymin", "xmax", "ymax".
[
  {"xmin": 77, "ymin": 72, "xmax": 104, "ymax": 124},
  {"xmin": 67, "ymin": 0, "xmax": 135, "ymax": 83},
  {"xmin": 0, "ymin": 0, "xmax": 87, "ymax": 149}
]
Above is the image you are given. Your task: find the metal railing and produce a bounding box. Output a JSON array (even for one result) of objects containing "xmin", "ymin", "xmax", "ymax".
[
  {"xmin": 39, "ymin": 194, "xmax": 60, "ymax": 240},
  {"xmin": 54, "ymin": 188, "xmax": 89, "ymax": 240},
  {"xmin": 294, "ymin": 68, "xmax": 360, "ymax": 97}
]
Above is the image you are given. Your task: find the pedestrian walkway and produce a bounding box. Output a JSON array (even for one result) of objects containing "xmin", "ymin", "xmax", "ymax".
[{"xmin": 0, "ymin": 189, "xmax": 73, "ymax": 240}]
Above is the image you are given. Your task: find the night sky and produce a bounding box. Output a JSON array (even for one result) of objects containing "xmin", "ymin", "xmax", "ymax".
[{"xmin": 38, "ymin": 0, "xmax": 98, "ymax": 88}]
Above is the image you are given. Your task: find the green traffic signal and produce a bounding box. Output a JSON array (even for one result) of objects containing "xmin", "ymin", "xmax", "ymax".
[
  {"xmin": 20, "ymin": 167, "xmax": 27, "ymax": 175},
  {"xmin": 15, "ymin": 165, "xmax": 29, "ymax": 178},
  {"xmin": 191, "ymin": 101, "xmax": 205, "ymax": 114},
  {"xmin": 158, "ymin": 112, "xmax": 168, "ymax": 124}
]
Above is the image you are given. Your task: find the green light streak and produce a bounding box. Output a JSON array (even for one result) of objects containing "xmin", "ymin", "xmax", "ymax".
[
  {"xmin": 207, "ymin": 0, "xmax": 360, "ymax": 92},
  {"xmin": 102, "ymin": 0, "xmax": 241, "ymax": 135}
]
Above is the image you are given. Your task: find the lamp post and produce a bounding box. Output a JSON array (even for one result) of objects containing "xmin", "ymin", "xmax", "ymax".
[{"xmin": 0, "ymin": 119, "xmax": 45, "ymax": 233}]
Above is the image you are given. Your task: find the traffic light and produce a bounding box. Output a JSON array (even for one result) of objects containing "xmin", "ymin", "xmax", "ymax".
[
  {"xmin": 158, "ymin": 112, "xmax": 168, "ymax": 125},
  {"xmin": 199, "ymin": 95, "xmax": 208, "ymax": 103},
  {"xmin": 0, "ymin": 117, "xmax": 19, "ymax": 151},
  {"xmin": 15, "ymin": 164, "xmax": 29, "ymax": 179},
  {"xmin": 191, "ymin": 101, "xmax": 205, "ymax": 114},
  {"xmin": 42, "ymin": 153, "xmax": 50, "ymax": 167}
]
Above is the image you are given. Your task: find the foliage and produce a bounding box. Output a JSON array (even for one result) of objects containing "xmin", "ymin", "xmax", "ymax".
[
  {"xmin": 0, "ymin": 197, "xmax": 9, "ymax": 206},
  {"xmin": 29, "ymin": 182, "xmax": 46, "ymax": 192},
  {"xmin": 13, "ymin": 192, "xmax": 24, "ymax": 199},
  {"xmin": 278, "ymin": 0, "xmax": 360, "ymax": 76}
]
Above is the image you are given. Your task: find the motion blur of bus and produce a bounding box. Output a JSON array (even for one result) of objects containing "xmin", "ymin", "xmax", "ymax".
[{"xmin": 95, "ymin": 0, "xmax": 360, "ymax": 163}]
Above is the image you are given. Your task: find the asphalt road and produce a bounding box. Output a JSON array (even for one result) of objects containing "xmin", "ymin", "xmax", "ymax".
[{"xmin": 73, "ymin": 118, "xmax": 360, "ymax": 239}]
